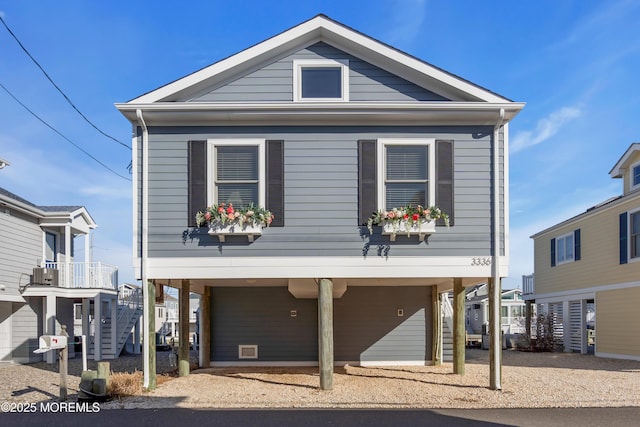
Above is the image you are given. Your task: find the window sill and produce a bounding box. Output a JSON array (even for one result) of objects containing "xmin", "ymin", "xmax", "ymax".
[
  {"xmin": 382, "ymin": 220, "xmax": 436, "ymax": 242},
  {"xmin": 208, "ymin": 222, "xmax": 263, "ymax": 242}
]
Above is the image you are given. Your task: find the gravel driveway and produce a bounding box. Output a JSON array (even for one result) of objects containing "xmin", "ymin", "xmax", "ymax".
[{"xmin": 2, "ymin": 349, "xmax": 639, "ymax": 409}]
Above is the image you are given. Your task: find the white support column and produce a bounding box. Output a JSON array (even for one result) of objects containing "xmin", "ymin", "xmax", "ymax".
[
  {"xmin": 45, "ymin": 295, "xmax": 57, "ymax": 364},
  {"xmin": 84, "ymin": 233, "xmax": 91, "ymax": 287},
  {"xmin": 94, "ymin": 295, "xmax": 101, "ymax": 360},
  {"xmin": 82, "ymin": 298, "xmax": 90, "ymax": 339},
  {"xmin": 64, "ymin": 224, "xmax": 71, "ymax": 288}
]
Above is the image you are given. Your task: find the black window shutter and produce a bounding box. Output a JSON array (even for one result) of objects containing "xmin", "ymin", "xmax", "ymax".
[
  {"xmin": 620, "ymin": 212, "xmax": 628, "ymax": 264},
  {"xmin": 435, "ymin": 140, "xmax": 454, "ymax": 226},
  {"xmin": 358, "ymin": 140, "xmax": 377, "ymax": 226},
  {"xmin": 574, "ymin": 229, "xmax": 581, "ymax": 261},
  {"xmin": 188, "ymin": 140, "xmax": 207, "ymax": 227},
  {"xmin": 550, "ymin": 238, "xmax": 556, "ymax": 267},
  {"xmin": 266, "ymin": 140, "xmax": 284, "ymax": 227}
]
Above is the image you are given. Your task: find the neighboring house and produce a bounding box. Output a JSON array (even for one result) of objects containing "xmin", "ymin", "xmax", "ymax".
[
  {"xmin": 0, "ymin": 187, "xmax": 133, "ymax": 363},
  {"xmin": 156, "ymin": 293, "xmax": 178, "ymax": 336},
  {"xmin": 115, "ymin": 15, "xmax": 524, "ymax": 386},
  {"xmin": 463, "ymin": 284, "xmax": 526, "ymax": 335},
  {"xmin": 156, "ymin": 292, "xmax": 199, "ymax": 344},
  {"xmin": 525, "ymin": 143, "xmax": 640, "ymax": 361}
]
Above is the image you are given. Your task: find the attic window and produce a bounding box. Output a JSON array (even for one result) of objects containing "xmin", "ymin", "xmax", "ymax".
[
  {"xmin": 293, "ymin": 59, "xmax": 349, "ymax": 102},
  {"xmin": 632, "ymin": 162, "xmax": 640, "ymax": 190}
]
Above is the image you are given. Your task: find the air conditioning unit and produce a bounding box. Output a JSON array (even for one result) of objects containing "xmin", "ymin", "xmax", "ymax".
[{"xmin": 33, "ymin": 267, "xmax": 59, "ymax": 286}]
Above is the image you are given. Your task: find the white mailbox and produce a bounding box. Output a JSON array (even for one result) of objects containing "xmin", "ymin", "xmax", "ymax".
[{"xmin": 34, "ymin": 335, "xmax": 68, "ymax": 353}]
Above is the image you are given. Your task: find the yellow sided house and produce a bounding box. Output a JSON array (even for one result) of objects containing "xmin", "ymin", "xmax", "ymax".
[{"xmin": 525, "ymin": 143, "xmax": 640, "ymax": 361}]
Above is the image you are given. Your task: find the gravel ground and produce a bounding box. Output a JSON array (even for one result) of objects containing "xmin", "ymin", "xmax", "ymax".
[{"xmin": 2, "ymin": 349, "xmax": 639, "ymax": 409}]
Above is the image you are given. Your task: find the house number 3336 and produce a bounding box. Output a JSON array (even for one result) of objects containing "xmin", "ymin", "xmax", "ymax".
[{"xmin": 471, "ymin": 257, "xmax": 491, "ymax": 266}]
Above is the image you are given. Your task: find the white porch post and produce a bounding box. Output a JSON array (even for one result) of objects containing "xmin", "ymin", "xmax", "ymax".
[
  {"xmin": 94, "ymin": 295, "xmax": 101, "ymax": 360},
  {"xmin": 81, "ymin": 298, "xmax": 90, "ymax": 338},
  {"xmin": 45, "ymin": 295, "xmax": 57, "ymax": 364},
  {"xmin": 64, "ymin": 224, "xmax": 71, "ymax": 288},
  {"xmin": 84, "ymin": 233, "xmax": 91, "ymax": 287}
]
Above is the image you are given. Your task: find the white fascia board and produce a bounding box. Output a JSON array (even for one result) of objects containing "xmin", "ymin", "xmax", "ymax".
[
  {"xmin": 145, "ymin": 256, "xmax": 499, "ymax": 280},
  {"xmin": 128, "ymin": 20, "xmax": 323, "ymax": 104},
  {"xmin": 116, "ymin": 101, "xmax": 525, "ymax": 126},
  {"xmin": 609, "ymin": 142, "xmax": 640, "ymax": 178},
  {"xmin": 0, "ymin": 194, "xmax": 44, "ymax": 218},
  {"xmin": 316, "ymin": 19, "xmax": 509, "ymax": 103},
  {"xmin": 123, "ymin": 15, "xmax": 513, "ymax": 105}
]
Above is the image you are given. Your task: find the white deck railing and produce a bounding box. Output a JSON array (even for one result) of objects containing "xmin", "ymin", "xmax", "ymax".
[{"xmin": 45, "ymin": 262, "xmax": 118, "ymax": 290}]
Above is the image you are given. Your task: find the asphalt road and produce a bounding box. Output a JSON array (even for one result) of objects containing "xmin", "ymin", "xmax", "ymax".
[{"xmin": 2, "ymin": 407, "xmax": 640, "ymax": 427}]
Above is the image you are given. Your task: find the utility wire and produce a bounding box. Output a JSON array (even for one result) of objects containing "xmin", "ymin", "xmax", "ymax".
[
  {"xmin": 0, "ymin": 82, "xmax": 131, "ymax": 181},
  {"xmin": 0, "ymin": 15, "xmax": 131, "ymax": 151}
]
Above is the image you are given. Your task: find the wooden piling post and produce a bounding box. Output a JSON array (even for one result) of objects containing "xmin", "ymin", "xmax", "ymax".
[
  {"xmin": 318, "ymin": 278, "xmax": 334, "ymax": 390},
  {"xmin": 146, "ymin": 279, "xmax": 157, "ymax": 390},
  {"xmin": 489, "ymin": 277, "xmax": 502, "ymax": 390},
  {"xmin": 199, "ymin": 287, "xmax": 211, "ymax": 368}
]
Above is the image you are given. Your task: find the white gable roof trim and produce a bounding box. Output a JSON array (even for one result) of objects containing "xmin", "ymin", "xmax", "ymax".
[
  {"xmin": 609, "ymin": 142, "xmax": 640, "ymax": 178},
  {"xmin": 125, "ymin": 15, "xmax": 514, "ymax": 105}
]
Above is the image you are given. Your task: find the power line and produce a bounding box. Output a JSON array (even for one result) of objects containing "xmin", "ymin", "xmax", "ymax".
[
  {"xmin": 0, "ymin": 15, "xmax": 131, "ymax": 151},
  {"xmin": 0, "ymin": 82, "xmax": 131, "ymax": 182}
]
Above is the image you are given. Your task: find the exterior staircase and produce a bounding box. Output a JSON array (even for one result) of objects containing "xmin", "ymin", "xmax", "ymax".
[
  {"xmin": 89, "ymin": 288, "xmax": 142, "ymax": 360},
  {"xmin": 441, "ymin": 293, "xmax": 454, "ymax": 362}
]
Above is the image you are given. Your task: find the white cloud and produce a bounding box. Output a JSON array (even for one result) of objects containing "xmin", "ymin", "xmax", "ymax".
[{"xmin": 511, "ymin": 106, "xmax": 581, "ymax": 154}]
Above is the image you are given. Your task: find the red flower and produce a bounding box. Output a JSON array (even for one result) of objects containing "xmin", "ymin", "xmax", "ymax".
[
  {"xmin": 412, "ymin": 213, "xmax": 419, "ymax": 221},
  {"xmin": 227, "ymin": 203, "xmax": 234, "ymax": 214},
  {"xmin": 403, "ymin": 214, "xmax": 409, "ymax": 220},
  {"xmin": 217, "ymin": 206, "xmax": 224, "ymax": 213}
]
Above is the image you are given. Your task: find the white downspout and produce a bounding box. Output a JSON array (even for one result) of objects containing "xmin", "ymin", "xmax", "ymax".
[
  {"xmin": 136, "ymin": 109, "xmax": 150, "ymax": 389},
  {"xmin": 491, "ymin": 108, "xmax": 505, "ymax": 390}
]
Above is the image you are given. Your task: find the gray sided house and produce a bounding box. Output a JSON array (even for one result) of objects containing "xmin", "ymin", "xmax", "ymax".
[
  {"xmin": 116, "ymin": 15, "xmax": 524, "ymax": 389},
  {"xmin": 0, "ymin": 187, "xmax": 134, "ymax": 364}
]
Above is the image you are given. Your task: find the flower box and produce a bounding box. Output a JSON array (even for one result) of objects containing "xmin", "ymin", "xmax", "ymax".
[
  {"xmin": 381, "ymin": 219, "xmax": 436, "ymax": 242},
  {"xmin": 208, "ymin": 222, "xmax": 263, "ymax": 242}
]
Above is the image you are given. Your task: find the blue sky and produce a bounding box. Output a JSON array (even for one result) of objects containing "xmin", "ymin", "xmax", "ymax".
[{"xmin": 1, "ymin": 1, "xmax": 639, "ymax": 289}]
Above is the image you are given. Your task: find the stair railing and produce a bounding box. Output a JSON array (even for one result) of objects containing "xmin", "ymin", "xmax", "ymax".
[{"xmin": 441, "ymin": 292, "xmax": 454, "ymax": 334}]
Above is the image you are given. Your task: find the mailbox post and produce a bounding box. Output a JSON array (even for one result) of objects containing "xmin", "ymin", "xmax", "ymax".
[{"xmin": 34, "ymin": 325, "xmax": 69, "ymax": 401}]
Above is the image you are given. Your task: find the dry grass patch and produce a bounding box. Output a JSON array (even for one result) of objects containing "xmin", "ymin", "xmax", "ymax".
[{"xmin": 109, "ymin": 371, "xmax": 179, "ymax": 399}]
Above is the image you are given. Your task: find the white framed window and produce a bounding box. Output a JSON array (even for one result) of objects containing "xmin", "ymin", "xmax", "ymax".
[
  {"xmin": 293, "ymin": 59, "xmax": 349, "ymax": 102},
  {"xmin": 377, "ymin": 139, "xmax": 436, "ymax": 210},
  {"xmin": 555, "ymin": 232, "xmax": 575, "ymax": 265},
  {"xmin": 207, "ymin": 139, "xmax": 266, "ymax": 208},
  {"xmin": 629, "ymin": 209, "xmax": 640, "ymax": 260},
  {"xmin": 631, "ymin": 161, "xmax": 640, "ymax": 190}
]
